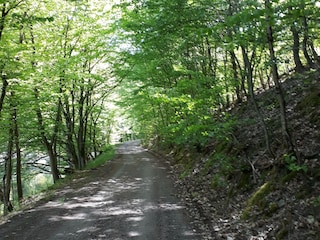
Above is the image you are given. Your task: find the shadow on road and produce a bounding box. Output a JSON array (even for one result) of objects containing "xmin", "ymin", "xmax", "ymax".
[{"xmin": 0, "ymin": 141, "xmax": 203, "ymax": 240}]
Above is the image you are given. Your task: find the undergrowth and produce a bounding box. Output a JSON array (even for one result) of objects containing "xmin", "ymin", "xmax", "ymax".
[{"xmin": 85, "ymin": 145, "xmax": 116, "ymax": 170}]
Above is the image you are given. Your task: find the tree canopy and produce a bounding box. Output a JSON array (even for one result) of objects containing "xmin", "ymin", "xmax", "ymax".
[
  {"xmin": 113, "ymin": 0, "xmax": 320, "ymax": 150},
  {"xmin": 0, "ymin": 0, "xmax": 119, "ymax": 213}
]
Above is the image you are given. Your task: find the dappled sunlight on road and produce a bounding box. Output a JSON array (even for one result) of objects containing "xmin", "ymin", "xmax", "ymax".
[
  {"xmin": 41, "ymin": 174, "xmax": 191, "ymax": 229},
  {"xmin": 0, "ymin": 141, "xmax": 202, "ymax": 240}
]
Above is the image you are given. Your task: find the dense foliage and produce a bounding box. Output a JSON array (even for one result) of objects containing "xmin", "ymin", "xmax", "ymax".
[
  {"xmin": 113, "ymin": 0, "xmax": 320, "ymax": 152},
  {"xmin": 0, "ymin": 0, "xmax": 118, "ymax": 214}
]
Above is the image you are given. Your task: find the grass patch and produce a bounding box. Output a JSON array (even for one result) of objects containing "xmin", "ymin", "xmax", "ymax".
[{"xmin": 85, "ymin": 145, "xmax": 116, "ymax": 170}]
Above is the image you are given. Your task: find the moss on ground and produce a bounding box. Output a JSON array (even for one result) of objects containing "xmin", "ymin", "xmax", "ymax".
[{"xmin": 241, "ymin": 181, "xmax": 274, "ymax": 219}]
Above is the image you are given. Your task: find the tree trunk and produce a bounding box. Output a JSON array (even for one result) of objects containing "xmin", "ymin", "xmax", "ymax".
[
  {"xmin": 301, "ymin": 15, "xmax": 314, "ymax": 68},
  {"xmin": 227, "ymin": 0, "xmax": 243, "ymax": 103},
  {"xmin": 0, "ymin": 77, "xmax": 8, "ymax": 116},
  {"xmin": 34, "ymin": 88, "xmax": 60, "ymax": 183},
  {"xmin": 77, "ymin": 102, "xmax": 86, "ymax": 170},
  {"xmin": 206, "ymin": 37, "xmax": 216, "ymax": 79},
  {"xmin": 76, "ymin": 84, "xmax": 91, "ymax": 170},
  {"xmin": 288, "ymin": 5, "xmax": 304, "ymax": 73},
  {"xmin": 12, "ymin": 95, "xmax": 23, "ymax": 201},
  {"xmin": 241, "ymin": 46, "xmax": 273, "ymax": 157},
  {"xmin": 62, "ymin": 97, "xmax": 79, "ymax": 169},
  {"xmin": 47, "ymin": 147, "xmax": 60, "ymax": 183},
  {"xmin": 230, "ymin": 50, "xmax": 243, "ymax": 103},
  {"xmin": 223, "ymin": 51, "xmax": 230, "ymax": 108},
  {"xmin": 0, "ymin": 3, "xmax": 8, "ymax": 41},
  {"xmin": 3, "ymin": 113, "xmax": 14, "ymax": 214},
  {"xmin": 265, "ymin": 0, "xmax": 295, "ymax": 153}
]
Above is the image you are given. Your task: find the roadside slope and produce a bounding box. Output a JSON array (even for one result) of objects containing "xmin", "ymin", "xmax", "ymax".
[{"xmin": 162, "ymin": 70, "xmax": 320, "ymax": 239}]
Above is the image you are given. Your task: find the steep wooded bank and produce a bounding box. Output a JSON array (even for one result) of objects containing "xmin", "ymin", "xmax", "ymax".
[
  {"xmin": 162, "ymin": 70, "xmax": 320, "ymax": 240},
  {"xmin": 111, "ymin": 1, "xmax": 320, "ymax": 239}
]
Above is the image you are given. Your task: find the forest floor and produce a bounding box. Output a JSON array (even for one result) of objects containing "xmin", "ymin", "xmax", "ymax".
[{"xmin": 157, "ymin": 70, "xmax": 320, "ymax": 239}]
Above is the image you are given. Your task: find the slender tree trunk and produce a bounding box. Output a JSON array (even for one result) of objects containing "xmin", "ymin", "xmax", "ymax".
[
  {"xmin": 301, "ymin": 15, "xmax": 314, "ymax": 68},
  {"xmin": 62, "ymin": 94, "xmax": 79, "ymax": 169},
  {"xmin": 230, "ymin": 50, "xmax": 242, "ymax": 103},
  {"xmin": 34, "ymin": 89, "xmax": 60, "ymax": 183},
  {"xmin": 47, "ymin": 147, "xmax": 60, "ymax": 182},
  {"xmin": 77, "ymin": 92, "xmax": 86, "ymax": 170},
  {"xmin": 3, "ymin": 111, "xmax": 14, "ymax": 214},
  {"xmin": 15, "ymin": 135, "xmax": 23, "ymax": 201},
  {"xmin": 291, "ymin": 25, "xmax": 304, "ymax": 72},
  {"xmin": 223, "ymin": 51, "xmax": 230, "ymax": 108},
  {"xmin": 265, "ymin": 0, "xmax": 295, "ymax": 153},
  {"xmin": 227, "ymin": 0, "xmax": 245, "ymax": 103},
  {"xmin": 288, "ymin": 6, "xmax": 304, "ymax": 72},
  {"xmin": 91, "ymin": 106, "xmax": 103, "ymax": 157},
  {"xmin": 206, "ymin": 37, "xmax": 215, "ymax": 78},
  {"xmin": 241, "ymin": 46, "xmax": 273, "ymax": 157},
  {"xmin": 51, "ymin": 100, "xmax": 62, "ymax": 167},
  {"xmin": 0, "ymin": 77, "xmax": 8, "ymax": 116},
  {"xmin": 0, "ymin": 3, "xmax": 8, "ymax": 41},
  {"xmin": 12, "ymin": 94, "xmax": 23, "ymax": 201}
]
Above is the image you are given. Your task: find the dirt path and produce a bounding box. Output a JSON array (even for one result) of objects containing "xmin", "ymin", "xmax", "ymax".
[{"xmin": 0, "ymin": 141, "xmax": 204, "ymax": 240}]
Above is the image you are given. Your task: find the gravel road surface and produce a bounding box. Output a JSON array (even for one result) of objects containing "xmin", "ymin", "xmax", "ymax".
[{"xmin": 0, "ymin": 141, "xmax": 204, "ymax": 239}]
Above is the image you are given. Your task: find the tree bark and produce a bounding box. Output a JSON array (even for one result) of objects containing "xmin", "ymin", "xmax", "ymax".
[
  {"xmin": 3, "ymin": 112, "xmax": 14, "ymax": 214},
  {"xmin": 227, "ymin": 0, "xmax": 243, "ymax": 103},
  {"xmin": 241, "ymin": 46, "xmax": 273, "ymax": 157},
  {"xmin": 77, "ymin": 89, "xmax": 86, "ymax": 170},
  {"xmin": 288, "ymin": 5, "xmax": 304, "ymax": 73},
  {"xmin": 0, "ymin": 3, "xmax": 8, "ymax": 116},
  {"xmin": 11, "ymin": 93, "xmax": 23, "ymax": 201},
  {"xmin": 0, "ymin": 77, "xmax": 8, "ymax": 116},
  {"xmin": 265, "ymin": 0, "xmax": 295, "ymax": 153},
  {"xmin": 62, "ymin": 94, "xmax": 79, "ymax": 169},
  {"xmin": 0, "ymin": 3, "xmax": 8, "ymax": 41},
  {"xmin": 301, "ymin": 15, "xmax": 314, "ymax": 68},
  {"xmin": 34, "ymin": 89, "xmax": 60, "ymax": 183}
]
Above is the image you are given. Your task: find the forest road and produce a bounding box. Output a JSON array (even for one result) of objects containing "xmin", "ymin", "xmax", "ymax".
[{"xmin": 0, "ymin": 140, "xmax": 204, "ymax": 240}]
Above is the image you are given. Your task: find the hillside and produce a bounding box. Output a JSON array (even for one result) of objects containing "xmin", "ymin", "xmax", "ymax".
[{"xmin": 159, "ymin": 70, "xmax": 320, "ymax": 240}]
